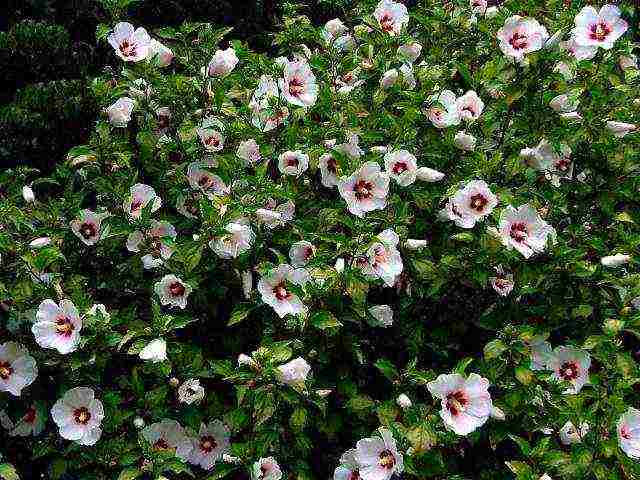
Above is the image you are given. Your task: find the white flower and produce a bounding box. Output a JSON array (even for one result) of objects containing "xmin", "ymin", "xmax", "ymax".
[
  {"xmin": 319, "ymin": 153, "xmax": 340, "ymax": 188},
  {"xmin": 571, "ymin": 5, "xmax": 628, "ymax": 50},
  {"xmin": 380, "ymin": 68, "xmax": 399, "ymax": 89},
  {"xmin": 368, "ymin": 305, "xmax": 393, "ymax": 327},
  {"xmin": 359, "ymin": 229, "xmax": 403, "ymax": 287},
  {"xmin": 210, "ymin": 220, "xmax": 255, "ymax": 259},
  {"xmin": 520, "ymin": 139, "xmax": 573, "ymax": 187},
  {"xmin": 396, "ymin": 393, "xmax": 412, "ymax": 409},
  {"xmin": 154, "ymin": 274, "xmax": 192, "ymax": 309},
  {"xmin": 397, "ymin": 42, "xmax": 422, "ymax": 63},
  {"xmin": 427, "ymin": 373, "xmax": 493, "ymax": 435},
  {"xmin": 489, "ymin": 267, "xmax": 514, "ymax": 296},
  {"xmin": 334, "ymin": 258, "xmax": 345, "ymax": 273},
  {"xmin": 256, "ymin": 200, "xmax": 295, "ymax": 229},
  {"xmin": 428, "ymin": 90, "xmax": 460, "ymax": 128},
  {"xmin": 142, "ymin": 419, "xmax": 193, "ymax": 460},
  {"xmin": 601, "ymin": 253, "xmax": 631, "ymax": 267},
  {"xmin": 106, "ymin": 97, "xmax": 135, "ymax": 127},
  {"xmin": 384, "ymin": 149, "xmax": 419, "ymax": 186},
  {"xmin": 277, "ymin": 357, "xmax": 311, "ymax": 386},
  {"xmin": 250, "ymin": 75, "xmax": 289, "ymax": 132},
  {"xmin": 70, "ymin": 209, "xmax": 109, "ymax": 246},
  {"xmin": 454, "ymin": 131, "xmax": 476, "ymax": 151},
  {"xmin": 178, "ymin": 378, "xmax": 205, "ymax": 405},
  {"xmin": 548, "ymin": 346, "xmax": 591, "ymax": 394},
  {"xmin": 416, "ymin": 167, "xmax": 444, "ymax": 182},
  {"xmin": 355, "ymin": 427, "xmax": 404, "ymax": 480},
  {"xmin": 237, "ymin": 139, "xmax": 261, "ymax": 165},
  {"xmin": 279, "ymin": 58, "xmax": 318, "ymax": 107},
  {"xmin": 559, "ymin": 37, "xmax": 597, "ymax": 60},
  {"xmin": 335, "ymin": 133, "xmax": 364, "ymax": 159},
  {"xmin": 549, "ymin": 93, "xmax": 579, "ymax": 113},
  {"xmin": 278, "ymin": 150, "xmax": 309, "ymax": 177},
  {"xmin": 207, "ymin": 47, "xmax": 239, "ymax": 76},
  {"xmin": 258, "ymin": 264, "xmax": 310, "ymax": 318},
  {"xmin": 133, "ymin": 417, "xmax": 145, "ymax": 429},
  {"xmin": 289, "ymin": 241, "xmax": 315, "ymax": 267},
  {"xmin": 139, "ymin": 338, "xmax": 167, "ymax": 363},
  {"xmin": 51, "ymin": 387, "xmax": 104, "ymax": 445},
  {"xmin": 188, "ymin": 420, "xmax": 231, "ymax": 470},
  {"xmin": 108, "ymin": 22, "xmax": 151, "ymax": 62},
  {"xmin": 336, "ymin": 69, "xmax": 365, "ymax": 95},
  {"xmin": 33, "ymin": 299, "xmax": 82, "ymax": 354},
  {"xmin": 333, "ymin": 449, "xmax": 360, "ymax": 480},
  {"xmin": 322, "ymin": 19, "xmax": 354, "ymax": 51},
  {"xmin": 337, "ymin": 162, "xmax": 390, "ymax": 217},
  {"xmin": 441, "ymin": 180, "xmax": 498, "ymax": 229},
  {"xmin": 9, "ymin": 403, "xmax": 45, "ymax": 437},
  {"xmin": 456, "ymin": 91, "xmax": 484, "ymax": 121},
  {"xmin": 197, "ymin": 125, "xmax": 225, "ymax": 152},
  {"xmin": 618, "ymin": 407, "xmax": 640, "ymax": 459},
  {"xmin": 251, "ymin": 457, "xmax": 282, "ymax": 480},
  {"xmin": 470, "ymin": 0, "xmax": 487, "ymax": 14},
  {"xmin": 0, "ymin": 342, "xmax": 37, "ymax": 397},
  {"xmin": 29, "ymin": 237, "xmax": 51, "ymax": 249},
  {"xmin": 606, "ymin": 121, "xmax": 636, "ymax": 138},
  {"xmin": 405, "ymin": 239, "xmax": 427, "ymax": 250},
  {"xmin": 559, "ymin": 421, "xmax": 589, "ymax": 445},
  {"xmin": 374, "ymin": 0, "xmax": 409, "ymax": 36},
  {"xmin": 497, "ymin": 204, "xmax": 556, "ymax": 258},
  {"xmin": 149, "ymin": 39, "xmax": 174, "ymax": 66},
  {"xmin": 497, "ymin": 16, "xmax": 549, "ymax": 60},
  {"xmin": 22, "ymin": 185, "xmax": 35, "ymax": 203},
  {"xmin": 123, "ymin": 183, "xmax": 162, "ymax": 219},
  {"xmin": 127, "ymin": 220, "xmax": 177, "ymax": 269},
  {"xmin": 187, "ymin": 162, "xmax": 228, "ymax": 198}
]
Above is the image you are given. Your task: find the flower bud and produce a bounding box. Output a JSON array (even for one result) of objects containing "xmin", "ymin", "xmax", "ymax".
[
  {"xmin": 396, "ymin": 393, "xmax": 412, "ymax": 409},
  {"xmin": 22, "ymin": 186, "xmax": 35, "ymax": 203},
  {"xmin": 600, "ymin": 254, "xmax": 631, "ymax": 267}
]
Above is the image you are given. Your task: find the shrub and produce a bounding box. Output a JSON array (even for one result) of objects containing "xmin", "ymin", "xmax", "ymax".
[{"xmin": 1, "ymin": 1, "xmax": 640, "ymax": 479}]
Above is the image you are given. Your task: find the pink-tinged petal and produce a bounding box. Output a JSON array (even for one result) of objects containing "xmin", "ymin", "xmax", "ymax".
[{"xmin": 574, "ymin": 6, "xmax": 599, "ymax": 28}]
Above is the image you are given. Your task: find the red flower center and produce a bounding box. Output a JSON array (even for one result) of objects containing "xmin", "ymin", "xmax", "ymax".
[
  {"xmin": 119, "ymin": 40, "xmax": 137, "ymax": 57},
  {"xmin": 73, "ymin": 407, "xmax": 91, "ymax": 425},
  {"xmin": 354, "ymin": 180, "xmax": 374, "ymax": 200},
  {"xmin": 349, "ymin": 471, "xmax": 361, "ymax": 480},
  {"xmin": 379, "ymin": 14, "xmax": 395, "ymax": 32},
  {"xmin": 621, "ymin": 425, "xmax": 632, "ymax": 440},
  {"xmin": 80, "ymin": 222, "xmax": 97, "ymax": 239},
  {"xmin": 469, "ymin": 193, "xmax": 488, "ymax": 212},
  {"xmin": 559, "ymin": 361, "xmax": 579, "ymax": 381},
  {"xmin": 303, "ymin": 247, "xmax": 314, "ymax": 259},
  {"xmin": 205, "ymin": 136, "xmax": 220, "ymax": 147},
  {"xmin": 289, "ymin": 77, "xmax": 305, "ymax": 97},
  {"xmin": 23, "ymin": 407, "xmax": 37, "ymax": 424},
  {"xmin": 509, "ymin": 222, "xmax": 528, "ymax": 243},
  {"xmin": 154, "ymin": 438, "xmax": 170, "ymax": 450},
  {"xmin": 509, "ymin": 31, "xmax": 529, "ymax": 50},
  {"xmin": 326, "ymin": 157, "xmax": 338, "ymax": 173},
  {"xmin": 273, "ymin": 283, "xmax": 290, "ymax": 301},
  {"xmin": 378, "ymin": 449, "xmax": 396, "ymax": 469},
  {"xmin": 169, "ymin": 281, "xmax": 186, "ymax": 297},
  {"xmin": 131, "ymin": 198, "xmax": 143, "ymax": 212},
  {"xmin": 56, "ymin": 316, "xmax": 75, "ymax": 337},
  {"xmin": 446, "ymin": 390, "xmax": 468, "ymax": 416},
  {"xmin": 392, "ymin": 162, "xmax": 408, "ymax": 175},
  {"xmin": 555, "ymin": 158, "xmax": 570, "ymax": 171},
  {"xmin": 286, "ymin": 156, "xmax": 299, "ymax": 168},
  {"xmin": 199, "ymin": 435, "xmax": 217, "ymax": 453},
  {"xmin": 198, "ymin": 175, "xmax": 213, "ymax": 188},
  {"xmin": 0, "ymin": 361, "xmax": 13, "ymax": 380},
  {"xmin": 590, "ymin": 21, "xmax": 611, "ymax": 41}
]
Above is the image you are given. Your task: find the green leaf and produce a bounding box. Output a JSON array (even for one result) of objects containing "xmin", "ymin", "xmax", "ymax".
[
  {"xmin": 227, "ymin": 303, "xmax": 254, "ymax": 326},
  {"xmin": 117, "ymin": 468, "xmax": 141, "ymax": 480},
  {"xmin": 374, "ymin": 358, "xmax": 398, "ymax": 381},
  {"xmin": 0, "ymin": 464, "xmax": 19, "ymax": 480},
  {"xmin": 310, "ymin": 310, "xmax": 342, "ymax": 330}
]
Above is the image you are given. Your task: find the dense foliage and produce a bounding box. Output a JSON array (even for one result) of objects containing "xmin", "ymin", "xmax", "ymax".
[{"xmin": 1, "ymin": 1, "xmax": 640, "ymax": 479}]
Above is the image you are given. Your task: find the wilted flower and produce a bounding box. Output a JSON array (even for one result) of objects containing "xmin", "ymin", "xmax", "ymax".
[
  {"xmin": 142, "ymin": 419, "xmax": 193, "ymax": 460},
  {"xmin": 33, "ymin": 299, "xmax": 82, "ymax": 354},
  {"xmin": 51, "ymin": 387, "xmax": 104, "ymax": 445},
  {"xmin": 154, "ymin": 274, "xmax": 192, "ymax": 309},
  {"xmin": 0, "ymin": 342, "xmax": 37, "ymax": 396},
  {"xmin": 237, "ymin": 139, "xmax": 261, "ymax": 165},
  {"xmin": 489, "ymin": 267, "xmax": 514, "ymax": 296},
  {"xmin": 336, "ymin": 69, "xmax": 365, "ymax": 95},
  {"xmin": 559, "ymin": 421, "xmax": 589, "ymax": 445},
  {"xmin": 9, "ymin": 403, "xmax": 46, "ymax": 437},
  {"xmin": 440, "ymin": 180, "xmax": 498, "ymax": 229},
  {"xmin": 368, "ymin": 305, "xmax": 393, "ymax": 327},
  {"xmin": 251, "ymin": 457, "xmax": 282, "ymax": 480},
  {"xmin": 360, "ymin": 229, "xmax": 403, "ymax": 287},
  {"xmin": 127, "ymin": 220, "xmax": 177, "ymax": 269},
  {"xmin": 149, "ymin": 39, "xmax": 174, "ymax": 66},
  {"xmin": 497, "ymin": 16, "xmax": 549, "ymax": 60},
  {"xmin": 337, "ymin": 162, "xmax": 390, "ymax": 217},
  {"xmin": 549, "ymin": 93, "xmax": 579, "ymax": 114},
  {"xmin": 397, "ymin": 42, "xmax": 422, "ymax": 63},
  {"xmin": 188, "ymin": 420, "xmax": 231, "ymax": 470},
  {"xmin": 108, "ymin": 22, "xmax": 151, "ymax": 62},
  {"xmin": 279, "ymin": 58, "xmax": 318, "ymax": 107},
  {"xmin": 405, "ymin": 239, "xmax": 427, "ymax": 250},
  {"xmin": 601, "ymin": 253, "xmax": 631, "ymax": 267},
  {"xmin": 187, "ymin": 162, "xmax": 228, "ymax": 198},
  {"xmin": 70, "ymin": 210, "xmax": 109, "ymax": 246},
  {"xmin": 278, "ymin": 150, "xmax": 309, "ymax": 177},
  {"xmin": 456, "ymin": 90, "xmax": 484, "ymax": 121},
  {"xmin": 277, "ymin": 357, "xmax": 311, "ymax": 386},
  {"xmin": 427, "ymin": 373, "xmax": 492, "ymax": 435},
  {"xmin": 256, "ymin": 199, "xmax": 295, "ymax": 229},
  {"xmin": 548, "ymin": 346, "xmax": 591, "ymax": 394},
  {"xmin": 606, "ymin": 121, "xmax": 636, "ymax": 138},
  {"xmin": 571, "ymin": 5, "xmax": 628, "ymax": 51},
  {"xmin": 497, "ymin": 204, "xmax": 556, "ymax": 258},
  {"xmin": 618, "ymin": 408, "xmax": 640, "ymax": 459},
  {"xmin": 106, "ymin": 97, "xmax": 135, "ymax": 127},
  {"xmin": 333, "ymin": 449, "xmax": 360, "ymax": 480},
  {"xmin": 470, "ymin": 0, "xmax": 487, "ymax": 14},
  {"xmin": 428, "ymin": 90, "xmax": 460, "ymax": 128},
  {"xmin": 520, "ymin": 139, "xmax": 573, "ymax": 187},
  {"xmin": 210, "ymin": 220, "xmax": 255, "ymax": 259},
  {"xmin": 29, "ymin": 237, "xmax": 51, "ymax": 249},
  {"xmin": 123, "ymin": 183, "xmax": 162, "ymax": 219},
  {"xmin": 289, "ymin": 241, "xmax": 315, "ymax": 267},
  {"xmin": 355, "ymin": 427, "xmax": 404, "ymax": 480},
  {"xmin": 139, "ymin": 338, "xmax": 167, "ymax": 363},
  {"xmin": 178, "ymin": 378, "xmax": 205, "ymax": 405},
  {"xmin": 380, "ymin": 69, "xmax": 399, "ymax": 89},
  {"xmin": 374, "ymin": 0, "xmax": 409, "ymax": 36},
  {"xmin": 207, "ymin": 47, "xmax": 239, "ymax": 76},
  {"xmin": 454, "ymin": 131, "xmax": 477, "ymax": 151},
  {"xmin": 250, "ymin": 75, "xmax": 289, "ymax": 132}
]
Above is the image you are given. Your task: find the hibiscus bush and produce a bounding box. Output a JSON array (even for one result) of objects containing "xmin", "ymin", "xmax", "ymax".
[{"xmin": 1, "ymin": 0, "xmax": 640, "ymax": 479}]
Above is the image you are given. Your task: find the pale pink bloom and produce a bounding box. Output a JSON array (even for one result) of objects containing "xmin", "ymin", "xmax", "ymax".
[
  {"xmin": 428, "ymin": 90, "xmax": 460, "ymax": 128},
  {"xmin": 571, "ymin": 5, "xmax": 628, "ymax": 50},
  {"xmin": 26, "ymin": 236, "xmax": 48, "ymax": 249},
  {"xmin": 51, "ymin": 387, "xmax": 104, "ymax": 445},
  {"xmin": 0, "ymin": 342, "xmax": 37, "ymax": 397},
  {"xmin": 368, "ymin": 305, "xmax": 393, "ymax": 327},
  {"xmin": 520, "ymin": 139, "xmax": 573, "ymax": 187},
  {"xmin": 355, "ymin": 427, "xmax": 404, "ymax": 480},
  {"xmin": 360, "ymin": 229, "xmax": 403, "ymax": 287},
  {"xmin": 187, "ymin": 163, "xmax": 229, "ymax": 198},
  {"xmin": 279, "ymin": 59, "xmax": 318, "ymax": 107},
  {"xmin": 139, "ymin": 338, "xmax": 167, "ymax": 363},
  {"xmin": 251, "ymin": 457, "xmax": 282, "ymax": 480},
  {"xmin": 106, "ymin": 97, "xmax": 135, "ymax": 127},
  {"xmin": 237, "ymin": 139, "xmax": 261, "ymax": 165},
  {"xmin": 396, "ymin": 394, "xmax": 412, "ymax": 409},
  {"xmin": 427, "ymin": 373, "xmax": 492, "ymax": 435},
  {"xmin": 250, "ymin": 75, "xmax": 289, "ymax": 132},
  {"xmin": 416, "ymin": 167, "xmax": 444, "ymax": 182},
  {"xmin": 289, "ymin": 241, "xmax": 315, "ymax": 267},
  {"xmin": 454, "ymin": 131, "xmax": 476, "ymax": 151},
  {"xmin": 336, "ymin": 69, "xmax": 365, "ymax": 95},
  {"xmin": 374, "ymin": 0, "xmax": 409, "ymax": 36},
  {"xmin": 207, "ymin": 47, "xmax": 239, "ymax": 76},
  {"xmin": 337, "ymin": 162, "xmax": 390, "ymax": 217},
  {"xmin": 197, "ymin": 126, "xmax": 225, "ymax": 152},
  {"xmin": 441, "ymin": 180, "xmax": 498, "ymax": 229},
  {"xmin": 256, "ymin": 200, "xmax": 295, "ymax": 229},
  {"xmin": 322, "ymin": 19, "xmax": 355, "ymax": 51},
  {"xmin": 70, "ymin": 210, "xmax": 108, "ymax": 246},
  {"xmin": 9, "ymin": 403, "xmax": 45, "ymax": 437},
  {"xmin": 601, "ymin": 253, "xmax": 631, "ymax": 267},
  {"xmin": 618, "ymin": 408, "xmax": 640, "ymax": 459},
  {"xmin": 258, "ymin": 264, "xmax": 310, "ymax": 318},
  {"xmin": 497, "ymin": 16, "xmax": 549, "ymax": 60},
  {"xmin": 142, "ymin": 419, "xmax": 193, "ymax": 460},
  {"xmin": 33, "ymin": 299, "xmax": 82, "ymax": 354},
  {"xmin": 497, "ymin": 204, "xmax": 556, "ymax": 258},
  {"xmin": 559, "ymin": 37, "xmax": 597, "ymax": 60},
  {"xmin": 380, "ymin": 69, "xmax": 399, "ymax": 89},
  {"xmin": 606, "ymin": 120, "xmax": 636, "ymax": 138},
  {"xmin": 559, "ymin": 421, "xmax": 589, "ymax": 445},
  {"xmin": 154, "ymin": 274, "xmax": 192, "ymax": 309},
  {"xmin": 123, "ymin": 183, "xmax": 162, "ymax": 219},
  {"xmin": 149, "ymin": 39, "xmax": 174, "ymax": 66},
  {"xmin": 126, "ymin": 220, "xmax": 176, "ymax": 269},
  {"xmin": 210, "ymin": 220, "xmax": 255, "ymax": 259},
  {"xmin": 397, "ymin": 42, "xmax": 422, "ymax": 63},
  {"xmin": 178, "ymin": 378, "xmax": 205, "ymax": 405},
  {"xmin": 470, "ymin": 0, "xmax": 487, "ymax": 14},
  {"xmin": 108, "ymin": 22, "xmax": 151, "ymax": 62},
  {"xmin": 560, "ymin": 111, "xmax": 582, "ymax": 121},
  {"xmin": 277, "ymin": 357, "xmax": 311, "ymax": 386},
  {"xmin": 489, "ymin": 267, "xmax": 514, "ymax": 296},
  {"xmin": 333, "ymin": 449, "xmax": 360, "ymax": 480},
  {"xmin": 188, "ymin": 420, "xmax": 230, "ymax": 470},
  {"xmin": 278, "ymin": 150, "xmax": 309, "ymax": 177},
  {"xmin": 456, "ymin": 91, "xmax": 484, "ymax": 121},
  {"xmin": 548, "ymin": 346, "xmax": 591, "ymax": 394},
  {"xmin": 319, "ymin": 153, "xmax": 340, "ymax": 187},
  {"xmin": 384, "ymin": 149, "xmax": 418, "ymax": 186}
]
